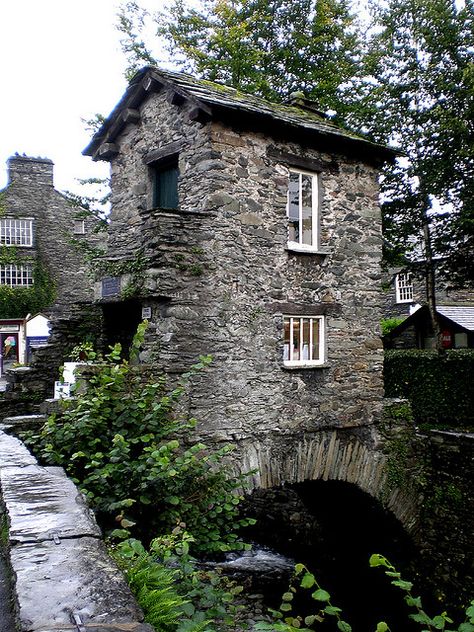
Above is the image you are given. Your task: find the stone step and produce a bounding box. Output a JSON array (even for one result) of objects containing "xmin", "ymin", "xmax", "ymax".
[{"xmin": 0, "ymin": 414, "xmax": 47, "ymax": 431}]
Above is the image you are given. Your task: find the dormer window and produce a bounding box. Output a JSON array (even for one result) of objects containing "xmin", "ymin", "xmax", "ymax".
[
  {"xmin": 0, "ymin": 218, "xmax": 33, "ymax": 247},
  {"xmin": 151, "ymin": 156, "xmax": 179, "ymax": 210},
  {"xmin": 287, "ymin": 169, "xmax": 319, "ymax": 251}
]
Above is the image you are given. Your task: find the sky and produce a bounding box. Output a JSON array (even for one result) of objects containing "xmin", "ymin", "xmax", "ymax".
[{"xmin": 0, "ymin": 1, "xmax": 138, "ymax": 194}]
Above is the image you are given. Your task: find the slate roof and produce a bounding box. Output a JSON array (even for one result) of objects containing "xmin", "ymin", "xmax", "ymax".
[
  {"xmin": 437, "ymin": 306, "xmax": 474, "ymax": 332},
  {"xmin": 84, "ymin": 66, "xmax": 397, "ymax": 162}
]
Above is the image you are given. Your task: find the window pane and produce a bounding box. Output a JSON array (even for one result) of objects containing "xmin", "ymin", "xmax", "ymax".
[
  {"xmin": 292, "ymin": 318, "xmax": 300, "ymax": 361},
  {"xmin": 288, "ymin": 173, "xmax": 300, "ymax": 243},
  {"xmin": 301, "ymin": 175, "xmax": 313, "ymax": 245},
  {"xmin": 302, "ymin": 318, "xmax": 310, "ymax": 360},
  {"xmin": 284, "ymin": 318, "xmax": 290, "ymax": 361},
  {"xmin": 312, "ymin": 319, "xmax": 320, "ymax": 361}
]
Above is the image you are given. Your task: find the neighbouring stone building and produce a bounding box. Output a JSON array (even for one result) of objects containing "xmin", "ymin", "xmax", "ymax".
[
  {"xmin": 382, "ymin": 266, "xmax": 474, "ymax": 320},
  {"xmin": 84, "ymin": 66, "xmax": 396, "ymax": 442},
  {"xmin": 0, "ymin": 154, "xmax": 94, "ymax": 315},
  {"xmin": 0, "ymin": 155, "xmax": 96, "ymax": 367}
]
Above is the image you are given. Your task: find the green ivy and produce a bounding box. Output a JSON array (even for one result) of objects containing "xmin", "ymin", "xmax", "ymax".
[{"xmin": 0, "ymin": 257, "xmax": 56, "ymax": 319}]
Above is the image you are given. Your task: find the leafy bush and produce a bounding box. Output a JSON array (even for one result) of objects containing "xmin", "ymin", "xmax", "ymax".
[
  {"xmin": 381, "ymin": 317, "xmax": 406, "ymax": 336},
  {"xmin": 384, "ymin": 349, "xmax": 474, "ymax": 428},
  {"xmin": 112, "ymin": 528, "xmax": 246, "ymax": 632},
  {"xmin": 25, "ymin": 323, "xmax": 254, "ymax": 553}
]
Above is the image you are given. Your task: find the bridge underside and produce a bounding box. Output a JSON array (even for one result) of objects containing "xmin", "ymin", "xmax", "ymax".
[{"xmin": 234, "ymin": 427, "xmax": 420, "ymax": 539}]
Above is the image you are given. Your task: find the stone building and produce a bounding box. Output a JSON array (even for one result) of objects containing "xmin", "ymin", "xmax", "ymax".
[
  {"xmin": 0, "ymin": 155, "xmax": 96, "ymax": 367},
  {"xmin": 84, "ymin": 67, "xmax": 396, "ymax": 442}
]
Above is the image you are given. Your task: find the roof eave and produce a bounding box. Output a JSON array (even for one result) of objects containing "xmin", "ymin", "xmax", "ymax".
[{"xmin": 83, "ymin": 67, "xmax": 398, "ymax": 164}]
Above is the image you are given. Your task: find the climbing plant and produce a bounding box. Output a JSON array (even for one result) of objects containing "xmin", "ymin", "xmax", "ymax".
[
  {"xmin": 0, "ymin": 248, "xmax": 56, "ymax": 319},
  {"xmin": 254, "ymin": 555, "xmax": 474, "ymax": 632}
]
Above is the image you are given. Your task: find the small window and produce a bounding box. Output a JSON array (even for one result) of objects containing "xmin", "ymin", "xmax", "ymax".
[
  {"xmin": 0, "ymin": 218, "xmax": 33, "ymax": 247},
  {"xmin": 283, "ymin": 315, "xmax": 325, "ymax": 366},
  {"xmin": 0, "ymin": 264, "xmax": 33, "ymax": 287},
  {"xmin": 151, "ymin": 157, "xmax": 179, "ymax": 210},
  {"xmin": 287, "ymin": 170, "xmax": 319, "ymax": 250},
  {"xmin": 395, "ymin": 273, "xmax": 414, "ymax": 303},
  {"xmin": 73, "ymin": 219, "xmax": 85, "ymax": 234}
]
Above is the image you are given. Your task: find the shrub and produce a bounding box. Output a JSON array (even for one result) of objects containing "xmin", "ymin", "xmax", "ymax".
[
  {"xmin": 384, "ymin": 349, "xmax": 474, "ymax": 428},
  {"xmin": 24, "ymin": 323, "xmax": 254, "ymax": 554}
]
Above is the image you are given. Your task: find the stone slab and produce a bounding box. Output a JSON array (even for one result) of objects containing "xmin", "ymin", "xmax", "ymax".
[
  {"xmin": 31, "ymin": 625, "xmax": 154, "ymax": 632},
  {"xmin": 0, "ymin": 431, "xmax": 37, "ymax": 468},
  {"xmin": 11, "ymin": 537, "xmax": 145, "ymax": 631},
  {"xmin": 1, "ymin": 464, "xmax": 101, "ymax": 543}
]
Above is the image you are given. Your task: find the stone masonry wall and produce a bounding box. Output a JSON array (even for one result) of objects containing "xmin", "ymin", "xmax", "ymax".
[
  {"xmin": 1, "ymin": 155, "xmax": 94, "ymax": 316},
  {"xmin": 102, "ymin": 87, "xmax": 385, "ymax": 443}
]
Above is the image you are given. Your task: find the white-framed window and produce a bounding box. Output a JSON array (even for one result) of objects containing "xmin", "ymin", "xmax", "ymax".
[
  {"xmin": 395, "ymin": 272, "xmax": 414, "ymax": 303},
  {"xmin": 73, "ymin": 219, "xmax": 85, "ymax": 234},
  {"xmin": 0, "ymin": 264, "xmax": 33, "ymax": 287},
  {"xmin": 0, "ymin": 218, "xmax": 33, "ymax": 247},
  {"xmin": 287, "ymin": 169, "xmax": 319, "ymax": 251},
  {"xmin": 283, "ymin": 315, "xmax": 325, "ymax": 366}
]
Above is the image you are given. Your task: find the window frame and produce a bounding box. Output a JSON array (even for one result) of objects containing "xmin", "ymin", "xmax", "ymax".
[
  {"xmin": 283, "ymin": 315, "xmax": 326, "ymax": 367},
  {"xmin": 395, "ymin": 272, "xmax": 414, "ymax": 303},
  {"xmin": 0, "ymin": 263, "xmax": 34, "ymax": 287},
  {"xmin": 286, "ymin": 169, "xmax": 320, "ymax": 252},
  {"xmin": 0, "ymin": 218, "xmax": 33, "ymax": 247}
]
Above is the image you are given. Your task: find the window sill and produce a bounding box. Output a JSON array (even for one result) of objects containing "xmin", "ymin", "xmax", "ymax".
[
  {"xmin": 286, "ymin": 245, "xmax": 331, "ymax": 255},
  {"xmin": 282, "ymin": 362, "xmax": 328, "ymax": 370}
]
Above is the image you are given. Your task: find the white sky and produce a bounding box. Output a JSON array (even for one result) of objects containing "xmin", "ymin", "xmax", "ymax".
[{"xmin": 0, "ymin": 1, "xmax": 136, "ymax": 194}]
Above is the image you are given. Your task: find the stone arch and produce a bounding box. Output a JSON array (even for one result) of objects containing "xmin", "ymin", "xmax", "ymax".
[{"xmin": 234, "ymin": 428, "xmax": 421, "ymax": 539}]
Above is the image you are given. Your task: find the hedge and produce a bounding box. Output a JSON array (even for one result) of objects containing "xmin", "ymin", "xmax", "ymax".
[{"xmin": 384, "ymin": 349, "xmax": 474, "ymax": 428}]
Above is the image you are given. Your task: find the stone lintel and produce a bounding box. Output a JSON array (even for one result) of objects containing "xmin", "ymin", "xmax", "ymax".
[
  {"xmin": 266, "ymin": 302, "xmax": 342, "ymax": 316},
  {"xmin": 143, "ymin": 141, "xmax": 183, "ymax": 165},
  {"xmin": 267, "ymin": 145, "xmax": 339, "ymax": 173}
]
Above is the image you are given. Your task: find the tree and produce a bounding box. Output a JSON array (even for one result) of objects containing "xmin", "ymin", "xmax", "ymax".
[
  {"xmin": 117, "ymin": 0, "xmax": 362, "ymax": 114},
  {"xmin": 350, "ymin": 0, "xmax": 474, "ymax": 297}
]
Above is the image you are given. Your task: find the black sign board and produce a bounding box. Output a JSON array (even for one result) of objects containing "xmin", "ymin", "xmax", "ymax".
[{"xmin": 102, "ymin": 276, "xmax": 121, "ymax": 297}]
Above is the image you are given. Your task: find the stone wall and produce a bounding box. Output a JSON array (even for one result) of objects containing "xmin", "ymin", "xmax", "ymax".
[
  {"xmin": 0, "ymin": 430, "xmax": 152, "ymax": 632},
  {"xmin": 99, "ymin": 85, "xmax": 385, "ymax": 442},
  {"xmin": 1, "ymin": 155, "xmax": 95, "ymax": 317}
]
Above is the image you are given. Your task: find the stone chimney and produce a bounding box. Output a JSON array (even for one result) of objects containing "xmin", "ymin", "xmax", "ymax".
[
  {"xmin": 7, "ymin": 154, "xmax": 54, "ymax": 187},
  {"xmin": 286, "ymin": 92, "xmax": 327, "ymax": 118}
]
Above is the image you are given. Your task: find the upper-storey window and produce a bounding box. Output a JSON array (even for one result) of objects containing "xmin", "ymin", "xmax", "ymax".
[
  {"xmin": 0, "ymin": 218, "xmax": 33, "ymax": 247},
  {"xmin": 395, "ymin": 272, "xmax": 414, "ymax": 303},
  {"xmin": 151, "ymin": 157, "xmax": 179, "ymax": 210},
  {"xmin": 287, "ymin": 170, "xmax": 319, "ymax": 251},
  {"xmin": 0, "ymin": 264, "xmax": 33, "ymax": 287},
  {"xmin": 283, "ymin": 315, "xmax": 325, "ymax": 367}
]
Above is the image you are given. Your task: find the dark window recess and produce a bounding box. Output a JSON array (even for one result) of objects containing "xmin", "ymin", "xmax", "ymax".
[{"xmin": 151, "ymin": 159, "xmax": 179, "ymax": 209}]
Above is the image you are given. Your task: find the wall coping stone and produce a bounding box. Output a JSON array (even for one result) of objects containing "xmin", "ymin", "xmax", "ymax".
[{"xmin": 0, "ymin": 431, "xmax": 153, "ymax": 632}]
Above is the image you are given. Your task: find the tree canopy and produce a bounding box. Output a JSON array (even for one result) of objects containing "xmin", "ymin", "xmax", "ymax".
[{"xmin": 117, "ymin": 0, "xmax": 474, "ymax": 288}]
